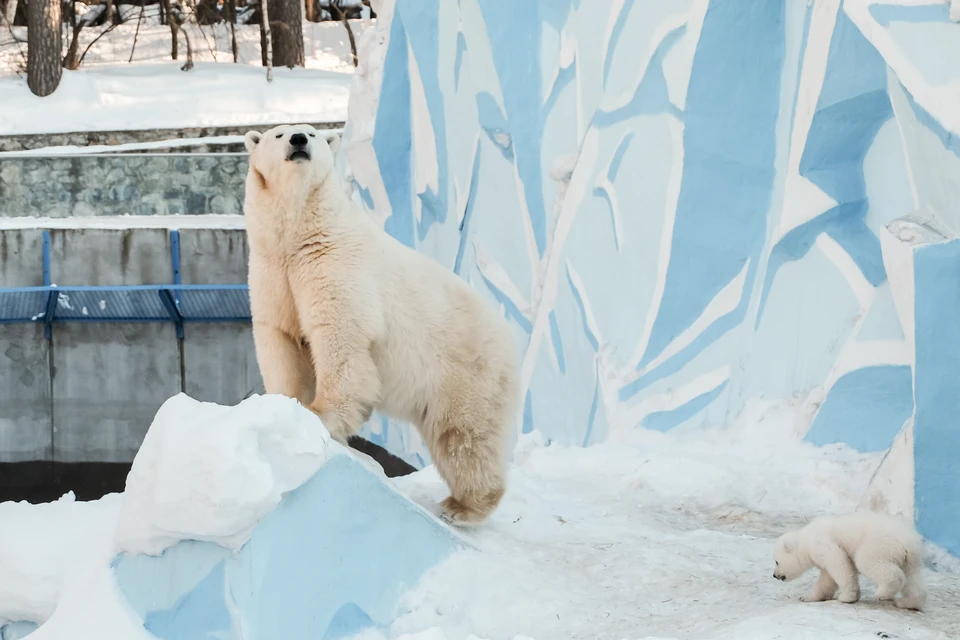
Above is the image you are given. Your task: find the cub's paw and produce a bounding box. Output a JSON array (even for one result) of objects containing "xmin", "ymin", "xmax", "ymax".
[
  {"xmin": 800, "ymin": 593, "xmax": 830, "ymax": 603},
  {"xmin": 894, "ymin": 597, "xmax": 924, "ymax": 612}
]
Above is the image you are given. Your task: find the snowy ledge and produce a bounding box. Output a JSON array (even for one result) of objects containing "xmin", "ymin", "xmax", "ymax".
[
  {"xmin": 0, "ymin": 63, "xmax": 352, "ymax": 137},
  {"xmin": 0, "ymin": 215, "xmax": 247, "ymax": 230},
  {"xmin": 845, "ymin": 0, "xmax": 960, "ymax": 135},
  {"xmin": 0, "ymin": 129, "xmax": 343, "ymax": 158}
]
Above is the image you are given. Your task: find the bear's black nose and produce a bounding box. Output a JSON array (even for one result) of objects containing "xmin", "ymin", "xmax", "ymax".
[{"xmin": 290, "ymin": 133, "xmax": 308, "ymax": 147}]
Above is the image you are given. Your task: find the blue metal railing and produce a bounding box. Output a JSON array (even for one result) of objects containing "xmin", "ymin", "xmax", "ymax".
[{"xmin": 0, "ymin": 230, "xmax": 251, "ymax": 339}]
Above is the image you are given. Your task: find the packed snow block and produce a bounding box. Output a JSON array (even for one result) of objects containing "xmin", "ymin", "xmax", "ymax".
[{"xmin": 112, "ymin": 452, "xmax": 464, "ymax": 640}]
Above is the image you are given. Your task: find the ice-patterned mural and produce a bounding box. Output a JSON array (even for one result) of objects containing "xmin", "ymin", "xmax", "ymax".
[{"xmin": 340, "ymin": 0, "xmax": 960, "ymax": 555}]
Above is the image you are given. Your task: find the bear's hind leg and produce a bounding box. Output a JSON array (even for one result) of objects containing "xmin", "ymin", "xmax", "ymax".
[
  {"xmin": 865, "ymin": 563, "xmax": 906, "ymax": 602},
  {"xmin": 895, "ymin": 552, "xmax": 926, "ymax": 611},
  {"xmin": 895, "ymin": 571, "xmax": 926, "ymax": 611},
  {"xmin": 428, "ymin": 415, "xmax": 508, "ymax": 527},
  {"xmin": 856, "ymin": 541, "xmax": 908, "ymax": 603}
]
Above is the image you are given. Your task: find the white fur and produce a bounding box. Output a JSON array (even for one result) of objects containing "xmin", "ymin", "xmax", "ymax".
[
  {"xmin": 243, "ymin": 124, "xmax": 521, "ymax": 526},
  {"xmin": 773, "ymin": 512, "xmax": 926, "ymax": 611}
]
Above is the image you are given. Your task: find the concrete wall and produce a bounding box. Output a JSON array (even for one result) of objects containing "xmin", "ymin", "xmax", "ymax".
[
  {"xmin": 341, "ymin": 0, "xmax": 960, "ymax": 553},
  {"xmin": 0, "ymin": 230, "xmax": 50, "ymax": 463},
  {"xmin": 179, "ymin": 229, "xmax": 263, "ymax": 406},
  {"xmin": 49, "ymin": 230, "xmax": 180, "ymax": 463},
  {"xmin": 0, "ymin": 228, "xmax": 258, "ymax": 464}
]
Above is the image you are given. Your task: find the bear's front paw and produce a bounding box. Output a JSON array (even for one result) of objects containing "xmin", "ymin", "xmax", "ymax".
[
  {"xmin": 837, "ymin": 589, "xmax": 860, "ymax": 604},
  {"xmin": 800, "ymin": 592, "xmax": 830, "ymax": 603}
]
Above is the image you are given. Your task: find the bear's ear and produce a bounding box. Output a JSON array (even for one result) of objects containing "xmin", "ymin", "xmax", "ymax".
[
  {"xmin": 325, "ymin": 132, "xmax": 341, "ymax": 154},
  {"xmin": 244, "ymin": 131, "xmax": 262, "ymax": 153}
]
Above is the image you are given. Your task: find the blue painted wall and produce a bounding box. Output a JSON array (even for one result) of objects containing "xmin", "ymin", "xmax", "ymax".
[
  {"xmin": 344, "ymin": 0, "xmax": 960, "ymax": 554},
  {"xmin": 913, "ymin": 240, "xmax": 960, "ymax": 555}
]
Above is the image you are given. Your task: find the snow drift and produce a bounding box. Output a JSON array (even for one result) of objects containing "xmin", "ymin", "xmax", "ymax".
[{"xmin": 0, "ymin": 394, "xmax": 463, "ymax": 640}]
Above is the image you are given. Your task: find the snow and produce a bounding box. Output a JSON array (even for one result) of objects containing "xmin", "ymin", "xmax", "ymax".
[
  {"xmin": 0, "ymin": 17, "xmax": 372, "ymax": 75},
  {"xmin": 3, "ymin": 399, "xmax": 959, "ymax": 639},
  {"xmin": 0, "ymin": 128, "xmax": 344, "ymax": 156},
  {"xmin": 365, "ymin": 400, "xmax": 960, "ymax": 640},
  {"xmin": 22, "ymin": 561, "xmax": 155, "ymax": 640},
  {"xmin": 0, "ymin": 492, "xmax": 121, "ymax": 626},
  {"xmin": 0, "ymin": 62, "xmax": 352, "ymax": 136},
  {"xmin": 115, "ymin": 393, "xmax": 331, "ymax": 556},
  {"xmin": 0, "ymin": 214, "xmax": 247, "ymax": 230}
]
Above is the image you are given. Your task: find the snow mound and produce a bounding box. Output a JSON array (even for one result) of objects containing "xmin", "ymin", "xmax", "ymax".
[
  {"xmin": 115, "ymin": 393, "xmax": 331, "ymax": 556},
  {"xmin": 0, "ymin": 492, "xmax": 121, "ymax": 627},
  {"xmin": 113, "ymin": 449, "xmax": 465, "ymax": 639},
  {"xmin": 3, "ymin": 393, "xmax": 461, "ymax": 639}
]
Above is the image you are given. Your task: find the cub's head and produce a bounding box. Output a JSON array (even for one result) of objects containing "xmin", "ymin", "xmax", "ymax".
[
  {"xmin": 243, "ymin": 124, "xmax": 340, "ymax": 194},
  {"xmin": 772, "ymin": 531, "xmax": 809, "ymax": 581}
]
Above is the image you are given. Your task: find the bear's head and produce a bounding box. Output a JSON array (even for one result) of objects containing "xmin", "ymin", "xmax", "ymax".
[
  {"xmin": 243, "ymin": 124, "xmax": 340, "ymax": 196},
  {"xmin": 772, "ymin": 531, "xmax": 811, "ymax": 581}
]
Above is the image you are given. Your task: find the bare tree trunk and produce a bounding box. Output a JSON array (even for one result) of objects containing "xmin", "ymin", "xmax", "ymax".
[
  {"xmin": 329, "ymin": 3, "xmax": 356, "ymax": 67},
  {"xmin": 341, "ymin": 14, "xmax": 356, "ymax": 66},
  {"xmin": 128, "ymin": 0, "xmax": 146, "ymax": 62},
  {"xmin": 3, "ymin": 0, "xmax": 18, "ymax": 27},
  {"xmin": 266, "ymin": 0, "xmax": 302, "ymax": 68},
  {"xmin": 105, "ymin": 0, "xmax": 114, "ymax": 24},
  {"xmin": 159, "ymin": 0, "xmax": 179, "ymax": 59},
  {"xmin": 63, "ymin": 0, "xmax": 83, "ymax": 70},
  {"xmin": 229, "ymin": 0, "xmax": 238, "ymax": 62},
  {"xmin": 180, "ymin": 26, "xmax": 194, "ymax": 70},
  {"xmin": 27, "ymin": 0, "xmax": 62, "ymax": 96},
  {"xmin": 260, "ymin": 0, "xmax": 274, "ymax": 81}
]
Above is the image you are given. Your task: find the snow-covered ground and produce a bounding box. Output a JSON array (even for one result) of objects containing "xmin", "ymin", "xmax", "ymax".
[
  {"xmin": 0, "ymin": 62, "xmax": 352, "ymax": 135},
  {"xmin": 0, "ymin": 12, "xmax": 371, "ymax": 74},
  {"xmin": 0, "ymin": 15, "xmax": 369, "ymax": 136},
  {"xmin": 1, "ymin": 398, "xmax": 958, "ymax": 640}
]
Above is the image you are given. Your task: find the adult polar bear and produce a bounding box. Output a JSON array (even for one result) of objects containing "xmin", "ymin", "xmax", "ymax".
[{"xmin": 243, "ymin": 123, "xmax": 521, "ymax": 525}]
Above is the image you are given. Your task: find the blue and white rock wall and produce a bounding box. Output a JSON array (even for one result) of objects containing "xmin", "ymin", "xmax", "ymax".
[{"xmin": 341, "ymin": 0, "xmax": 960, "ymax": 555}]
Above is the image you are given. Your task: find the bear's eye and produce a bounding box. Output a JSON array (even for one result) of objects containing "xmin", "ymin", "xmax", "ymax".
[
  {"xmin": 275, "ymin": 133, "xmax": 283, "ymax": 139},
  {"xmin": 308, "ymin": 133, "xmax": 316, "ymax": 138}
]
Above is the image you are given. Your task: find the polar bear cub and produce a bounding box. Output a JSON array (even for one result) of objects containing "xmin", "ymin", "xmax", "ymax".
[
  {"xmin": 242, "ymin": 124, "xmax": 521, "ymax": 525},
  {"xmin": 773, "ymin": 512, "xmax": 926, "ymax": 611}
]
